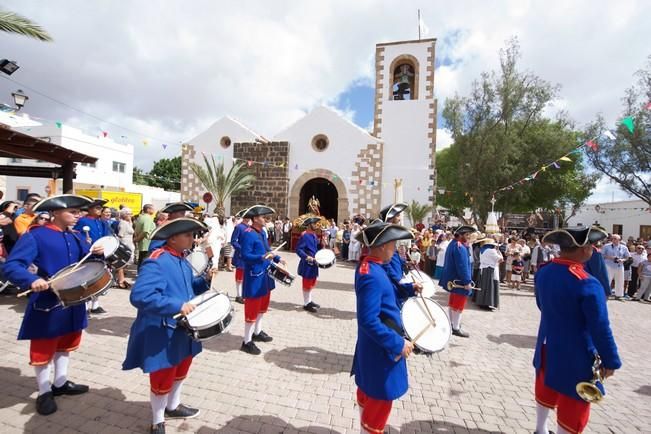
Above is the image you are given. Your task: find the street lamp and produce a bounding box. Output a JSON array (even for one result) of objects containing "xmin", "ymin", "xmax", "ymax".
[
  {"xmin": 11, "ymin": 89, "xmax": 28, "ymax": 111},
  {"xmin": 0, "ymin": 59, "xmax": 19, "ymax": 75}
]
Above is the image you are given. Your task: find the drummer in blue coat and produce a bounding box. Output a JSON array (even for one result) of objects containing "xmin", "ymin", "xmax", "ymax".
[
  {"xmin": 438, "ymin": 225, "xmax": 478, "ymax": 338},
  {"xmin": 378, "ymin": 203, "xmax": 423, "ymax": 306},
  {"xmin": 148, "ymin": 202, "xmax": 194, "ymax": 253},
  {"xmin": 584, "ymin": 244, "xmax": 611, "ymax": 297},
  {"xmin": 122, "ymin": 217, "xmax": 213, "ymax": 434},
  {"xmin": 352, "ymin": 221, "xmax": 415, "ymax": 434},
  {"xmin": 533, "ymin": 226, "xmax": 621, "ymax": 434},
  {"xmin": 295, "ymin": 216, "xmax": 322, "ymax": 312},
  {"xmin": 4, "ymin": 194, "xmax": 103, "ymax": 416},
  {"xmin": 231, "ymin": 209, "xmax": 251, "ymax": 304},
  {"xmin": 239, "ymin": 205, "xmax": 286, "ymax": 355},
  {"xmin": 74, "ymin": 198, "xmax": 112, "ymax": 314}
]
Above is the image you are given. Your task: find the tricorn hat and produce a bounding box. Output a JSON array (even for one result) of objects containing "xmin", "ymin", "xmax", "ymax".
[
  {"xmin": 303, "ymin": 216, "xmax": 320, "ymax": 226},
  {"xmin": 161, "ymin": 202, "xmax": 193, "ymax": 214},
  {"xmin": 242, "ymin": 205, "xmax": 275, "ymax": 219},
  {"xmin": 454, "ymin": 225, "xmax": 477, "ymax": 236},
  {"xmin": 379, "ymin": 202, "xmax": 408, "ymax": 222},
  {"xmin": 32, "ymin": 194, "xmax": 94, "ymax": 212},
  {"xmin": 82, "ymin": 198, "xmax": 108, "ymax": 210},
  {"xmin": 356, "ymin": 221, "xmax": 414, "ymax": 247},
  {"xmin": 542, "ymin": 226, "xmax": 608, "ymax": 249},
  {"xmin": 151, "ymin": 217, "xmax": 209, "ymax": 240}
]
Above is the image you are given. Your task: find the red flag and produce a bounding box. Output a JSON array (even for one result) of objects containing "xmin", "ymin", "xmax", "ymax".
[
  {"xmin": 247, "ymin": 160, "xmax": 253, "ymax": 167},
  {"xmin": 102, "ymin": 131, "xmax": 108, "ymax": 137},
  {"xmin": 646, "ymin": 101, "xmax": 651, "ymax": 110},
  {"xmin": 586, "ymin": 140, "xmax": 598, "ymax": 151}
]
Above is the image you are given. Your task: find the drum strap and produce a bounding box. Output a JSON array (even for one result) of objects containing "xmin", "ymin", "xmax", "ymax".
[{"xmin": 379, "ymin": 313, "xmax": 403, "ymax": 335}]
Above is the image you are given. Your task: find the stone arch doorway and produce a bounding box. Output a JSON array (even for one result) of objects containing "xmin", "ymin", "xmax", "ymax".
[
  {"xmin": 299, "ymin": 178, "xmax": 338, "ymax": 221},
  {"xmin": 289, "ymin": 169, "xmax": 349, "ymax": 223}
]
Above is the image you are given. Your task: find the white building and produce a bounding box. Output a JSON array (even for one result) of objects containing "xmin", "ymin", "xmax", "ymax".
[
  {"xmin": 181, "ymin": 37, "xmax": 438, "ymax": 220},
  {"xmin": 568, "ymin": 199, "xmax": 651, "ymax": 240}
]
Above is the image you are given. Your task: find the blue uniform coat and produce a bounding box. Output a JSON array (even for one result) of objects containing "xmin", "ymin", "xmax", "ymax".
[
  {"xmin": 4, "ymin": 225, "xmax": 90, "ymax": 340},
  {"xmin": 383, "ymin": 251, "xmax": 415, "ymax": 305},
  {"xmin": 231, "ymin": 222, "xmax": 248, "ymax": 268},
  {"xmin": 533, "ymin": 258, "xmax": 622, "ymax": 401},
  {"xmin": 123, "ymin": 247, "xmax": 209, "ymax": 373},
  {"xmin": 74, "ymin": 216, "xmax": 112, "ymax": 242},
  {"xmin": 148, "ymin": 239, "xmax": 166, "ymax": 252},
  {"xmin": 352, "ymin": 258, "xmax": 408, "ymax": 401},
  {"xmin": 584, "ymin": 247, "xmax": 611, "ymax": 297},
  {"xmin": 296, "ymin": 230, "xmax": 319, "ymax": 279},
  {"xmin": 241, "ymin": 227, "xmax": 280, "ymax": 299},
  {"xmin": 438, "ymin": 239, "xmax": 473, "ymax": 297}
]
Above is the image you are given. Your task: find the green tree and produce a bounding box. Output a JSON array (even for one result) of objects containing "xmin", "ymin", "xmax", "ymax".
[
  {"xmin": 438, "ymin": 38, "xmax": 597, "ymax": 228},
  {"xmin": 0, "ymin": 9, "xmax": 52, "ymax": 41},
  {"xmin": 190, "ymin": 155, "xmax": 255, "ymax": 217},
  {"xmin": 132, "ymin": 167, "xmax": 148, "ymax": 185},
  {"xmin": 585, "ymin": 55, "xmax": 651, "ymax": 206},
  {"xmin": 148, "ymin": 156, "xmax": 181, "ymax": 191},
  {"xmin": 405, "ymin": 200, "xmax": 433, "ymax": 227}
]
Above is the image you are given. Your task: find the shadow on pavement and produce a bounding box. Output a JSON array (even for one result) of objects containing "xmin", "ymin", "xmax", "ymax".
[
  {"xmin": 264, "ymin": 346, "xmax": 353, "ymax": 375},
  {"xmin": 85, "ymin": 315, "xmax": 133, "ymax": 338},
  {"xmin": 200, "ymin": 414, "xmax": 341, "ymax": 433},
  {"xmin": 500, "ymin": 290, "xmax": 535, "ymax": 298},
  {"xmin": 634, "ymin": 385, "xmax": 651, "ymax": 396},
  {"xmin": 393, "ymin": 419, "xmax": 503, "ymax": 433},
  {"xmin": 0, "ymin": 366, "xmax": 34, "ymax": 410},
  {"xmin": 270, "ymin": 300, "xmax": 356, "ymax": 321},
  {"xmin": 316, "ymin": 280, "xmax": 354, "ymax": 293},
  {"xmin": 486, "ymin": 333, "xmax": 537, "ymax": 349},
  {"xmin": 0, "ymin": 292, "xmax": 27, "ymax": 314},
  {"xmin": 201, "ymin": 331, "xmax": 246, "ymax": 353}
]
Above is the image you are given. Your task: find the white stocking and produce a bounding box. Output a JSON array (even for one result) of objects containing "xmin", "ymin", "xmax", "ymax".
[
  {"xmin": 244, "ymin": 322, "xmax": 255, "ymax": 343},
  {"xmin": 449, "ymin": 309, "xmax": 462, "ymax": 329},
  {"xmin": 557, "ymin": 425, "xmax": 571, "ymax": 434},
  {"xmin": 254, "ymin": 314, "xmax": 264, "ymax": 334},
  {"xmin": 236, "ymin": 282, "xmax": 242, "ymax": 298},
  {"xmin": 166, "ymin": 380, "xmax": 183, "ymax": 411},
  {"xmin": 53, "ymin": 352, "xmax": 69, "ymax": 388},
  {"xmin": 150, "ymin": 392, "xmax": 168, "ymax": 425},
  {"xmin": 34, "ymin": 363, "xmax": 52, "ymax": 396},
  {"xmin": 91, "ymin": 297, "xmax": 100, "ymax": 310},
  {"xmin": 535, "ymin": 403, "xmax": 550, "ymax": 434},
  {"xmin": 303, "ymin": 290, "xmax": 311, "ymax": 306}
]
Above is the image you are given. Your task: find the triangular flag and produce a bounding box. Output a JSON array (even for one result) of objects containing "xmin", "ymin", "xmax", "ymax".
[
  {"xmin": 359, "ymin": 179, "xmax": 363, "ymax": 185},
  {"xmin": 558, "ymin": 156, "xmax": 572, "ymax": 162},
  {"xmin": 620, "ymin": 116, "xmax": 634, "ymax": 134},
  {"xmin": 143, "ymin": 139, "xmax": 149, "ymax": 145},
  {"xmin": 552, "ymin": 162, "xmax": 560, "ymax": 169},
  {"xmin": 55, "ymin": 121, "xmax": 62, "ymax": 128},
  {"xmin": 531, "ymin": 171, "xmax": 539, "ymax": 179},
  {"xmin": 603, "ymin": 131, "xmax": 615, "ymax": 140},
  {"xmin": 102, "ymin": 131, "xmax": 108, "ymax": 138},
  {"xmin": 247, "ymin": 160, "xmax": 253, "ymax": 167},
  {"xmin": 586, "ymin": 140, "xmax": 598, "ymax": 151},
  {"xmin": 645, "ymin": 101, "xmax": 651, "ymax": 110},
  {"xmin": 540, "ymin": 166, "xmax": 547, "ymax": 172},
  {"xmin": 162, "ymin": 144, "xmax": 168, "ymax": 149}
]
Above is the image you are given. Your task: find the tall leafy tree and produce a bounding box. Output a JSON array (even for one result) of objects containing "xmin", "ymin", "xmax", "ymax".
[
  {"xmin": 585, "ymin": 55, "xmax": 651, "ymax": 206},
  {"xmin": 438, "ymin": 38, "xmax": 596, "ymax": 228},
  {"xmin": 190, "ymin": 155, "xmax": 255, "ymax": 217},
  {"xmin": 149, "ymin": 157, "xmax": 181, "ymax": 191},
  {"xmin": 0, "ymin": 9, "xmax": 52, "ymax": 41}
]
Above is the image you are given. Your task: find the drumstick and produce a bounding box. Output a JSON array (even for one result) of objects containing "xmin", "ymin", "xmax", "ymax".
[
  {"xmin": 407, "ymin": 267, "xmax": 439, "ymax": 327},
  {"xmin": 17, "ymin": 250, "xmax": 96, "ymax": 298},
  {"xmin": 394, "ymin": 322, "xmax": 433, "ymax": 361},
  {"xmin": 172, "ymin": 291, "xmax": 215, "ymax": 319},
  {"xmin": 272, "ymin": 242, "xmax": 286, "ymax": 252}
]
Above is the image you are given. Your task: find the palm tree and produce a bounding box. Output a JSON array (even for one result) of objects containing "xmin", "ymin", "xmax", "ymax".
[
  {"xmin": 0, "ymin": 9, "xmax": 53, "ymax": 41},
  {"xmin": 190, "ymin": 155, "xmax": 255, "ymax": 217},
  {"xmin": 406, "ymin": 199, "xmax": 433, "ymax": 227}
]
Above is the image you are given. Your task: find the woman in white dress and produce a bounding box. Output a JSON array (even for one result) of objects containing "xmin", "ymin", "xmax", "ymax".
[
  {"xmin": 348, "ymin": 223, "xmax": 362, "ymax": 262},
  {"xmin": 475, "ymin": 238, "xmax": 503, "ymax": 310}
]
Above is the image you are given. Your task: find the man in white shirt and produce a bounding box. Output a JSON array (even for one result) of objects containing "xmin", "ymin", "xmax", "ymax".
[{"xmin": 602, "ymin": 235, "xmax": 631, "ymax": 300}]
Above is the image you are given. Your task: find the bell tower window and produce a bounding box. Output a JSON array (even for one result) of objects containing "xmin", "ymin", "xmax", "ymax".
[{"xmin": 389, "ymin": 55, "xmax": 419, "ymax": 101}]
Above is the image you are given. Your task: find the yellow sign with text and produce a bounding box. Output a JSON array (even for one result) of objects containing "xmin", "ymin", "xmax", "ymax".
[{"xmin": 76, "ymin": 189, "xmax": 142, "ymax": 212}]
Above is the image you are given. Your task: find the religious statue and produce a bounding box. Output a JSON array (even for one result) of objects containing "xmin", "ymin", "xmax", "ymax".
[{"xmin": 308, "ymin": 195, "xmax": 321, "ymax": 216}]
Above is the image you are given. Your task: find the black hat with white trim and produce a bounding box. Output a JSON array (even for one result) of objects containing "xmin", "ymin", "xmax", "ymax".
[
  {"xmin": 379, "ymin": 202, "xmax": 408, "ymax": 222},
  {"xmin": 303, "ymin": 216, "xmax": 320, "ymax": 226},
  {"xmin": 242, "ymin": 205, "xmax": 275, "ymax": 219},
  {"xmin": 32, "ymin": 194, "xmax": 94, "ymax": 212},
  {"xmin": 454, "ymin": 225, "xmax": 477, "ymax": 236},
  {"xmin": 82, "ymin": 198, "xmax": 108, "ymax": 210},
  {"xmin": 356, "ymin": 221, "xmax": 414, "ymax": 247},
  {"xmin": 151, "ymin": 217, "xmax": 209, "ymax": 240},
  {"xmin": 542, "ymin": 226, "xmax": 608, "ymax": 249},
  {"xmin": 161, "ymin": 202, "xmax": 193, "ymax": 214}
]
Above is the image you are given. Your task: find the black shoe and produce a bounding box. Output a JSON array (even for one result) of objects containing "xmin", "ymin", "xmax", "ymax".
[
  {"xmin": 51, "ymin": 380, "xmax": 89, "ymax": 396},
  {"xmin": 452, "ymin": 328, "xmax": 470, "ymax": 338},
  {"xmin": 90, "ymin": 307, "xmax": 107, "ymax": 314},
  {"xmin": 303, "ymin": 303, "xmax": 318, "ymax": 313},
  {"xmin": 235, "ymin": 296, "xmax": 244, "ymax": 304},
  {"xmin": 240, "ymin": 341, "xmax": 261, "ymax": 355},
  {"xmin": 252, "ymin": 330, "xmax": 273, "ymax": 342},
  {"xmin": 151, "ymin": 422, "xmax": 165, "ymax": 434},
  {"xmin": 165, "ymin": 403, "xmax": 200, "ymax": 419},
  {"xmin": 310, "ymin": 301, "xmax": 321, "ymax": 308},
  {"xmin": 36, "ymin": 391, "xmax": 57, "ymax": 415}
]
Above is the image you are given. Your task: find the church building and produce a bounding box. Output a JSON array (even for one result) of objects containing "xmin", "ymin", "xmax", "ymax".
[{"xmin": 181, "ymin": 38, "xmax": 438, "ymax": 221}]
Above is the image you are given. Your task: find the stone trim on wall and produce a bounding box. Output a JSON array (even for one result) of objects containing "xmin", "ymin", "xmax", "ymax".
[
  {"xmin": 387, "ymin": 54, "xmax": 420, "ymax": 101},
  {"xmin": 426, "ymin": 41, "xmax": 438, "ymax": 208},
  {"xmin": 373, "ymin": 45, "xmax": 385, "ymax": 139},
  {"xmin": 289, "ymin": 169, "xmax": 349, "ymax": 221},
  {"xmin": 180, "ymin": 143, "xmax": 201, "ymax": 202},
  {"xmin": 349, "ymin": 142, "xmax": 383, "ymax": 217}
]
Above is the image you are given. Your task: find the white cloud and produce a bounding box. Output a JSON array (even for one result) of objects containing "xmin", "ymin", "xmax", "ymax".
[{"xmin": 436, "ymin": 128, "xmax": 453, "ymax": 151}]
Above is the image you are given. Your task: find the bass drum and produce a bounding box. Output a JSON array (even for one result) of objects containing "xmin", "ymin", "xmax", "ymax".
[
  {"xmin": 401, "ymin": 269, "xmax": 436, "ymax": 298},
  {"xmin": 400, "ymin": 296, "xmax": 450, "ymax": 353},
  {"xmin": 314, "ymin": 249, "xmax": 336, "ymax": 269},
  {"xmin": 50, "ymin": 260, "xmax": 113, "ymax": 307}
]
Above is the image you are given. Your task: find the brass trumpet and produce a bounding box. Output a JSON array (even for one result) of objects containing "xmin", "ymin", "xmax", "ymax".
[
  {"xmin": 446, "ymin": 280, "xmax": 479, "ymax": 291},
  {"xmin": 576, "ymin": 355, "xmax": 605, "ymax": 403}
]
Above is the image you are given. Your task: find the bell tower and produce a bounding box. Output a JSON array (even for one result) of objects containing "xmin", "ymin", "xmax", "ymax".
[{"xmin": 374, "ymin": 38, "xmax": 437, "ymax": 213}]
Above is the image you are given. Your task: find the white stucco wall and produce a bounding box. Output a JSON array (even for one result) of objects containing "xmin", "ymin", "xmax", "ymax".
[{"xmin": 568, "ymin": 200, "xmax": 651, "ymax": 239}]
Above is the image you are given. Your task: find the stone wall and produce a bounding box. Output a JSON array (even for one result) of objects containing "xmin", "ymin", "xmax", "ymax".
[{"xmin": 231, "ymin": 141, "xmax": 290, "ymax": 216}]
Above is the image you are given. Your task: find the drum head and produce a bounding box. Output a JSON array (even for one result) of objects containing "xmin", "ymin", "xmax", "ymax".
[
  {"xmin": 50, "ymin": 261, "xmax": 107, "ymax": 290},
  {"xmin": 186, "ymin": 293, "xmax": 232, "ymax": 328},
  {"xmin": 315, "ymin": 249, "xmax": 336, "ymax": 266},
  {"xmin": 186, "ymin": 251, "xmax": 209, "ymax": 276},
  {"xmin": 93, "ymin": 236, "xmax": 119, "ymax": 257},
  {"xmin": 401, "ymin": 297, "xmax": 450, "ymax": 353},
  {"xmin": 408, "ymin": 270, "xmax": 436, "ymax": 298}
]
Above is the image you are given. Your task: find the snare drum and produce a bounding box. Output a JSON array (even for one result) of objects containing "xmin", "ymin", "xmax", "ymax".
[
  {"xmin": 267, "ymin": 262, "xmax": 295, "ymax": 286},
  {"xmin": 401, "ymin": 296, "xmax": 450, "ymax": 353},
  {"xmin": 401, "ymin": 269, "xmax": 436, "ymax": 298},
  {"xmin": 93, "ymin": 236, "xmax": 133, "ymax": 270},
  {"xmin": 49, "ymin": 260, "xmax": 113, "ymax": 307},
  {"xmin": 186, "ymin": 251, "xmax": 210, "ymax": 277},
  {"xmin": 314, "ymin": 249, "xmax": 336, "ymax": 269},
  {"xmin": 178, "ymin": 292, "xmax": 233, "ymax": 341}
]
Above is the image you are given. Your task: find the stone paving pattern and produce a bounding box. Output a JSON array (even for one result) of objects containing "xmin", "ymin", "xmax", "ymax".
[{"xmin": 0, "ymin": 254, "xmax": 649, "ymax": 433}]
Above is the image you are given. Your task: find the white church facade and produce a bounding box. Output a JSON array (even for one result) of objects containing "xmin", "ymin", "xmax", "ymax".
[{"xmin": 181, "ymin": 38, "xmax": 438, "ymax": 221}]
